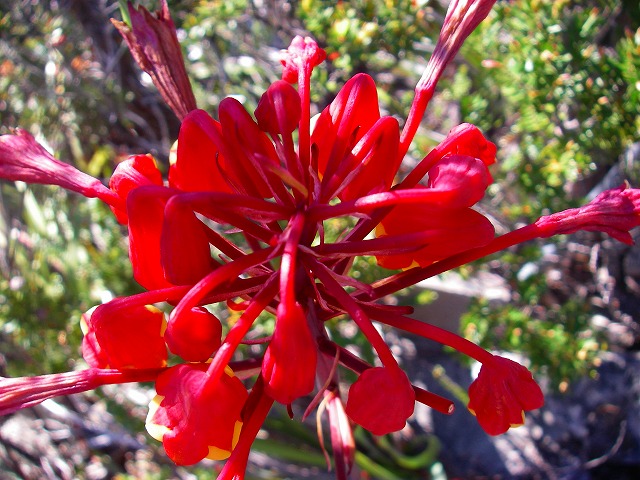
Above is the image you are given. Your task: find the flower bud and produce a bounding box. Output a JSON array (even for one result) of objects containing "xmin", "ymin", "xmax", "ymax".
[
  {"xmin": 165, "ymin": 307, "xmax": 222, "ymax": 362},
  {"xmin": 346, "ymin": 367, "xmax": 415, "ymax": 435}
]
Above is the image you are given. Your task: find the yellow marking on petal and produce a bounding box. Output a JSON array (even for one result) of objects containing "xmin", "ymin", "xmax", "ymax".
[
  {"xmin": 509, "ymin": 411, "xmax": 526, "ymax": 429},
  {"xmin": 224, "ymin": 365, "xmax": 236, "ymax": 378},
  {"xmin": 142, "ymin": 304, "xmax": 167, "ymax": 336},
  {"xmin": 375, "ymin": 223, "xmax": 386, "ymax": 237},
  {"xmin": 206, "ymin": 445, "xmax": 232, "ymax": 461},
  {"xmin": 160, "ymin": 316, "xmax": 168, "ymax": 337},
  {"xmin": 205, "ymin": 421, "xmax": 243, "ymax": 461},
  {"xmin": 80, "ymin": 317, "xmax": 89, "ymax": 335},
  {"xmin": 467, "ymin": 407, "xmax": 477, "ymax": 416},
  {"xmin": 145, "ymin": 305, "xmax": 163, "ymax": 315},
  {"xmin": 145, "ymin": 395, "xmax": 170, "ymax": 442},
  {"xmin": 232, "ymin": 420, "xmax": 242, "ymax": 447},
  {"xmin": 404, "ymin": 259, "xmax": 421, "ymax": 270}
]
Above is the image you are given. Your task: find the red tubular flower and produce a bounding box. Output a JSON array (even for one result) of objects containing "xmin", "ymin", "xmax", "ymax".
[
  {"xmin": 0, "ymin": 130, "xmax": 120, "ymax": 207},
  {"xmin": 280, "ymin": 35, "xmax": 327, "ymax": 84},
  {"xmin": 468, "ymin": 356, "xmax": 544, "ymax": 435},
  {"xmin": 535, "ymin": 184, "xmax": 640, "ymax": 244},
  {"xmin": 3, "ymin": 0, "xmax": 640, "ymax": 477},
  {"xmin": 325, "ymin": 389, "xmax": 356, "ymax": 478},
  {"xmin": 0, "ymin": 368, "xmax": 166, "ymax": 416}
]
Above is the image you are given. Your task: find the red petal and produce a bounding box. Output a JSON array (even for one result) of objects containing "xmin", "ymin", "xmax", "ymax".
[
  {"xmin": 161, "ymin": 195, "xmax": 217, "ymax": 285},
  {"xmin": 83, "ymin": 302, "xmax": 167, "ymax": 370},
  {"xmin": 165, "ymin": 307, "xmax": 222, "ymax": 362},
  {"xmin": 334, "ymin": 116, "xmax": 400, "ymax": 201},
  {"xmin": 127, "ymin": 186, "xmax": 175, "ymax": 290},
  {"xmin": 80, "ymin": 308, "xmax": 109, "ymax": 369},
  {"xmin": 312, "ymin": 74, "xmax": 380, "ymax": 187},
  {"xmin": 255, "ymin": 80, "xmax": 301, "ymax": 134},
  {"xmin": 148, "ymin": 363, "xmax": 248, "ymax": 465},
  {"xmin": 262, "ymin": 302, "xmax": 317, "ymax": 404},
  {"xmin": 169, "ymin": 109, "xmax": 232, "ymax": 193},
  {"xmin": 376, "ymin": 203, "xmax": 495, "ymax": 269},
  {"xmin": 467, "ymin": 356, "xmax": 544, "ymax": 436},
  {"xmin": 218, "ymin": 97, "xmax": 280, "ymax": 199},
  {"xmin": 401, "ymin": 123, "xmax": 496, "ymax": 188},
  {"xmin": 345, "ymin": 367, "xmax": 415, "ymax": 436},
  {"xmin": 109, "ymin": 154, "xmax": 163, "ymax": 223},
  {"xmin": 426, "ymin": 154, "xmax": 492, "ymax": 208}
]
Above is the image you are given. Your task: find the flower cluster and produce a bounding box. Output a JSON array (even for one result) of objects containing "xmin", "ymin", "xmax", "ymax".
[{"xmin": 1, "ymin": 1, "xmax": 639, "ymax": 478}]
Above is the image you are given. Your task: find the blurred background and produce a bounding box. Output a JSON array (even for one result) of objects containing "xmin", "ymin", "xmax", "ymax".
[{"xmin": 1, "ymin": 0, "xmax": 639, "ymax": 478}]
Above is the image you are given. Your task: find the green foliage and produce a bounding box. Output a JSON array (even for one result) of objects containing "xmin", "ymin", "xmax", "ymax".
[
  {"xmin": 297, "ymin": 0, "xmax": 446, "ymax": 131},
  {"xmin": 297, "ymin": 0, "xmax": 440, "ymax": 76},
  {"xmin": 461, "ymin": 280, "xmax": 603, "ymax": 392},
  {"xmin": 0, "ymin": 186, "xmax": 138, "ymax": 375},
  {"xmin": 449, "ymin": 0, "xmax": 640, "ymax": 218},
  {"xmin": 0, "ymin": 2, "xmax": 137, "ymax": 169}
]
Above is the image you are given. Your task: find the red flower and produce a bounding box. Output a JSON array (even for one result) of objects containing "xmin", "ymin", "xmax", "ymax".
[
  {"xmin": 468, "ymin": 356, "xmax": 544, "ymax": 435},
  {"xmin": 1, "ymin": 0, "xmax": 640, "ymax": 477},
  {"xmin": 109, "ymin": 154, "xmax": 164, "ymax": 223},
  {"xmin": 262, "ymin": 301, "xmax": 317, "ymax": 404},
  {"xmin": 165, "ymin": 307, "xmax": 222, "ymax": 362},
  {"xmin": 81, "ymin": 301, "xmax": 167, "ymax": 370},
  {"xmin": 146, "ymin": 363, "xmax": 248, "ymax": 465},
  {"xmin": 345, "ymin": 367, "xmax": 415, "ymax": 436}
]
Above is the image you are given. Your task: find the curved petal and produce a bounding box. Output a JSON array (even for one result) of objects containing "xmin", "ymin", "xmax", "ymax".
[
  {"xmin": 109, "ymin": 154, "xmax": 163, "ymax": 223},
  {"xmin": 333, "ymin": 116, "xmax": 400, "ymax": 201},
  {"xmin": 346, "ymin": 367, "xmax": 415, "ymax": 436},
  {"xmin": 262, "ymin": 301, "xmax": 317, "ymax": 404},
  {"xmin": 161, "ymin": 195, "xmax": 218, "ymax": 285},
  {"xmin": 426, "ymin": 154, "xmax": 492, "ymax": 208},
  {"xmin": 218, "ymin": 97, "xmax": 282, "ymax": 199},
  {"xmin": 311, "ymin": 74, "xmax": 380, "ymax": 191},
  {"xmin": 165, "ymin": 307, "xmax": 222, "ymax": 362},
  {"xmin": 376, "ymin": 203, "xmax": 495, "ymax": 269},
  {"xmin": 468, "ymin": 356, "xmax": 544, "ymax": 436},
  {"xmin": 127, "ymin": 185, "xmax": 175, "ymax": 290},
  {"xmin": 169, "ymin": 109, "xmax": 232, "ymax": 193},
  {"xmin": 146, "ymin": 363, "xmax": 248, "ymax": 465},
  {"xmin": 255, "ymin": 80, "xmax": 301, "ymax": 134},
  {"xmin": 82, "ymin": 302, "xmax": 167, "ymax": 370},
  {"xmin": 400, "ymin": 124, "xmax": 496, "ymax": 188}
]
